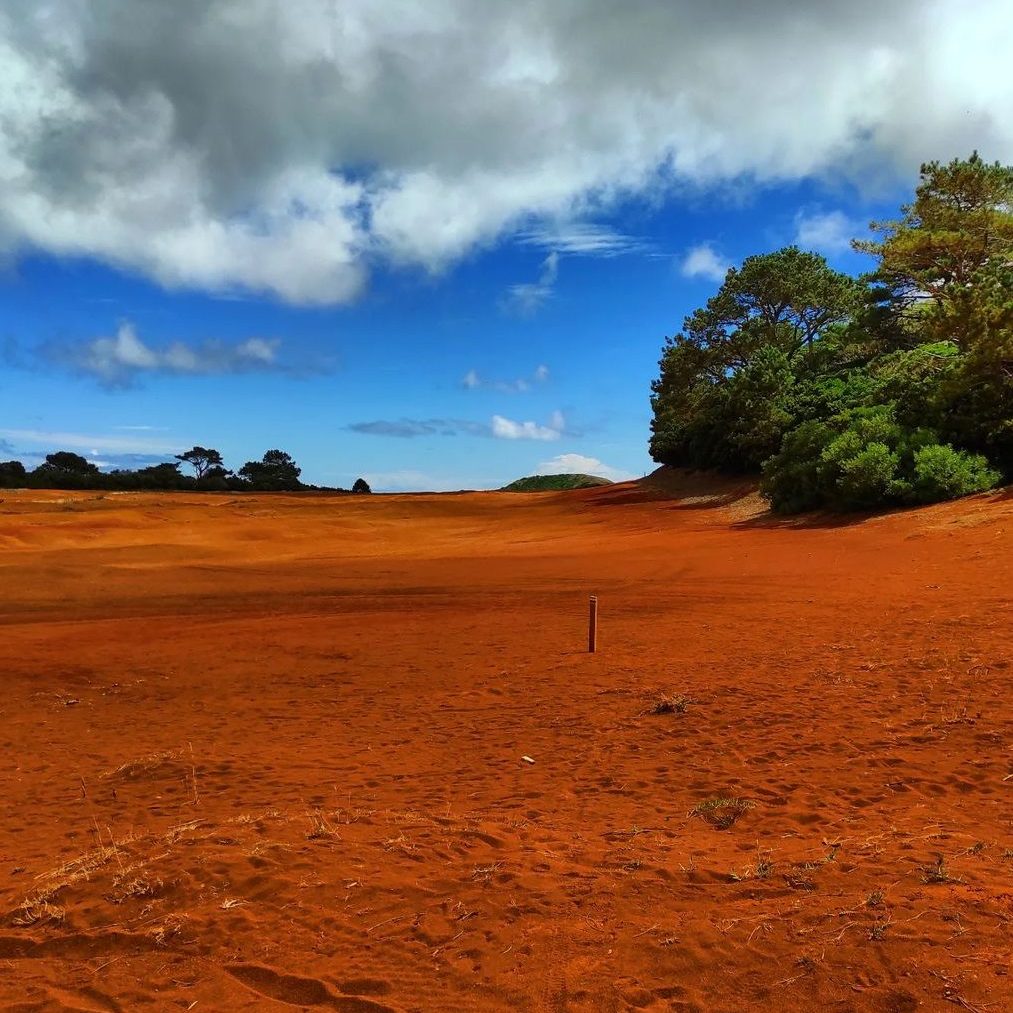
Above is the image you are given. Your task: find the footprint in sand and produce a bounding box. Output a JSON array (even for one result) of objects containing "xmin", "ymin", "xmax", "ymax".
[{"xmin": 226, "ymin": 964, "xmax": 399, "ymax": 1012}]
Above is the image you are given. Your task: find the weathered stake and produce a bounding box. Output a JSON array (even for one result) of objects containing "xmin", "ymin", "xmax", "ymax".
[{"xmin": 588, "ymin": 595, "xmax": 598, "ymax": 653}]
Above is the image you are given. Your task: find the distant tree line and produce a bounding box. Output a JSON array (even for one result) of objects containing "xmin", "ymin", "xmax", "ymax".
[
  {"xmin": 650, "ymin": 154, "xmax": 1012, "ymax": 513},
  {"xmin": 0, "ymin": 446, "xmax": 372, "ymax": 494}
]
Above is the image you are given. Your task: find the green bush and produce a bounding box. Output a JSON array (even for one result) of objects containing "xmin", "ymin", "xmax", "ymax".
[
  {"xmin": 834, "ymin": 442, "xmax": 900, "ymax": 509},
  {"xmin": 909, "ymin": 444, "xmax": 1000, "ymax": 504},
  {"xmin": 761, "ymin": 404, "xmax": 1002, "ymax": 514},
  {"xmin": 760, "ymin": 421, "xmax": 832, "ymax": 514}
]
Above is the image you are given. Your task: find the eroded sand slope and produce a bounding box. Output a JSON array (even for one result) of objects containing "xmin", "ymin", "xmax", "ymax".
[{"xmin": 0, "ymin": 483, "xmax": 1010, "ymax": 1011}]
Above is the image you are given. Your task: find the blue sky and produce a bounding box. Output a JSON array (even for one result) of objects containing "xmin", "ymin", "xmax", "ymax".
[
  {"xmin": 0, "ymin": 183, "xmax": 890, "ymax": 490},
  {"xmin": 2, "ymin": 2, "xmax": 1009, "ymax": 490}
]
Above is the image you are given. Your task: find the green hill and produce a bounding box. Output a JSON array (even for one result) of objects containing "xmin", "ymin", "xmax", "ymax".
[{"xmin": 500, "ymin": 473, "xmax": 613, "ymax": 492}]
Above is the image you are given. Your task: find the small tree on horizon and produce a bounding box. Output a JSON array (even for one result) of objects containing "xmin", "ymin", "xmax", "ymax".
[
  {"xmin": 239, "ymin": 449, "xmax": 302, "ymax": 491},
  {"xmin": 352, "ymin": 477, "xmax": 372, "ymax": 494},
  {"xmin": 0, "ymin": 460, "xmax": 27, "ymax": 487},
  {"xmin": 175, "ymin": 446, "xmax": 225, "ymax": 480},
  {"xmin": 39, "ymin": 451, "xmax": 100, "ymax": 476}
]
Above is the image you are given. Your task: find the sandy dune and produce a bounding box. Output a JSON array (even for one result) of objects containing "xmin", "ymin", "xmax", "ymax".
[{"xmin": 1, "ymin": 481, "xmax": 1010, "ymax": 1011}]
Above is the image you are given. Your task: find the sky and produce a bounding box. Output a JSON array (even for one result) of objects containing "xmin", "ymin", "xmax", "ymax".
[{"xmin": 2, "ymin": 1, "xmax": 1012, "ymax": 490}]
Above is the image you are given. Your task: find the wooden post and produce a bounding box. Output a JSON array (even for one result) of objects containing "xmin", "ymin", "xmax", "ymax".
[{"xmin": 588, "ymin": 595, "xmax": 598, "ymax": 653}]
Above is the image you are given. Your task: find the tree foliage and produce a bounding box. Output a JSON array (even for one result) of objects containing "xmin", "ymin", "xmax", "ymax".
[
  {"xmin": 3, "ymin": 447, "xmax": 358, "ymax": 494},
  {"xmin": 175, "ymin": 446, "xmax": 225, "ymax": 480},
  {"xmin": 238, "ymin": 449, "xmax": 302, "ymax": 491},
  {"xmin": 651, "ymin": 154, "xmax": 1011, "ymax": 512}
]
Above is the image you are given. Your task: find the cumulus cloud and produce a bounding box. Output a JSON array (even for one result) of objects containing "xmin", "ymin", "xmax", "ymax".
[
  {"xmin": 680, "ymin": 243, "xmax": 730, "ymax": 283},
  {"xmin": 536, "ymin": 452, "xmax": 636, "ymax": 482},
  {"xmin": 503, "ymin": 252, "xmax": 559, "ymax": 315},
  {"xmin": 794, "ymin": 209, "xmax": 865, "ymax": 254},
  {"xmin": 462, "ymin": 363, "xmax": 550, "ymax": 392},
  {"xmin": 2, "ymin": 2, "xmax": 1011, "ymax": 305},
  {"xmin": 491, "ymin": 410, "xmax": 566, "ymax": 441},
  {"xmin": 46, "ymin": 322, "xmax": 284, "ymax": 386}
]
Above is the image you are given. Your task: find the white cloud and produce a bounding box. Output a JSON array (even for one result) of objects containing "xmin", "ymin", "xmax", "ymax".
[
  {"xmin": 50, "ymin": 321, "xmax": 282, "ymax": 385},
  {"xmin": 1, "ymin": 2, "xmax": 1012, "ymax": 304},
  {"xmin": 517, "ymin": 223, "xmax": 647, "ymax": 256},
  {"xmin": 536, "ymin": 452, "xmax": 636, "ymax": 482},
  {"xmin": 503, "ymin": 251, "xmax": 559, "ymax": 315},
  {"xmin": 358, "ymin": 469, "xmax": 468, "ymax": 492},
  {"xmin": 0, "ymin": 428, "xmax": 178, "ymax": 455},
  {"xmin": 462, "ymin": 363, "xmax": 550, "ymax": 392},
  {"xmin": 794, "ymin": 209, "xmax": 863, "ymax": 254},
  {"xmin": 680, "ymin": 243, "xmax": 729, "ymax": 283},
  {"xmin": 491, "ymin": 410, "xmax": 565, "ymax": 441}
]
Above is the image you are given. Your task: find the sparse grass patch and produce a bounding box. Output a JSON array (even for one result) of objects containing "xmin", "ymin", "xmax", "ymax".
[
  {"xmin": 306, "ymin": 810, "xmax": 341, "ymax": 841},
  {"xmin": 646, "ymin": 694, "xmax": 693, "ymax": 716},
  {"xmin": 150, "ymin": 913, "xmax": 189, "ymax": 946},
  {"xmin": 730, "ymin": 848, "xmax": 775, "ymax": 882},
  {"xmin": 106, "ymin": 749, "xmax": 185, "ymax": 781},
  {"xmin": 922, "ymin": 854, "xmax": 961, "ymax": 884},
  {"xmin": 784, "ymin": 864, "xmax": 818, "ymax": 891},
  {"xmin": 690, "ymin": 797, "xmax": 754, "ymax": 830},
  {"xmin": 10, "ymin": 895, "xmax": 65, "ymax": 927},
  {"xmin": 109, "ymin": 874, "xmax": 162, "ymax": 904},
  {"xmin": 866, "ymin": 889, "xmax": 885, "ymax": 908}
]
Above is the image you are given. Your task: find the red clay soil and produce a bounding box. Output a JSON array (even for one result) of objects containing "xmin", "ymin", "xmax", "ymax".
[{"xmin": 0, "ymin": 481, "xmax": 1010, "ymax": 1012}]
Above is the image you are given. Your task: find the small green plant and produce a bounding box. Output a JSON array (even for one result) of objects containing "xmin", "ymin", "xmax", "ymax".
[
  {"xmin": 690, "ymin": 797, "xmax": 754, "ymax": 830},
  {"xmin": 866, "ymin": 889, "xmax": 885, "ymax": 908},
  {"xmin": 922, "ymin": 854, "xmax": 960, "ymax": 884}
]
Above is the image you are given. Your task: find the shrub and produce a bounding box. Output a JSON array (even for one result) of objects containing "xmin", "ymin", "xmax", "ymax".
[
  {"xmin": 762, "ymin": 403, "xmax": 1003, "ymax": 514},
  {"xmin": 834, "ymin": 442, "xmax": 900, "ymax": 509},
  {"xmin": 760, "ymin": 420, "xmax": 832, "ymax": 513},
  {"xmin": 909, "ymin": 444, "xmax": 1000, "ymax": 504}
]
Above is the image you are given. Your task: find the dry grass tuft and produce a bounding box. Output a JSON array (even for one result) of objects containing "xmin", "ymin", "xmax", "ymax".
[
  {"xmin": 690, "ymin": 797, "xmax": 754, "ymax": 830},
  {"xmin": 646, "ymin": 694, "xmax": 693, "ymax": 716},
  {"xmin": 109, "ymin": 874, "xmax": 163, "ymax": 904},
  {"xmin": 922, "ymin": 854, "xmax": 961, "ymax": 884},
  {"xmin": 306, "ymin": 810, "xmax": 341, "ymax": 841},
  {"xmin": 10, "ymin": 896, "xmax": 65, "ymax": 927},
  {"xmin": 150, "ymin": 913, "xmax": 189, "ymax": 946}
]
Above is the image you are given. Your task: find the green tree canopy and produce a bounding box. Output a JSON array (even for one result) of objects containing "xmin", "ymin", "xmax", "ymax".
[
  {"xmin": 0, "ymin": 460, "xmax": 27, "ymax": 487},
  {"xmin": 39, "ymin": 451, "xmax": 99, "ymax": 475},
  {"xmin": 856, "ymin": 152, "xmax": 1013, "ymax": 336},
  {"xmin": 650, "ymin": 248, "xmax": 864, "ymax": 471},
  {"xmin": 239, "ymin": 450, "xmax": 302, "ymax": 491},
  {"xmin": 649, "ymin": 155, "xmax": 1010, "ymax": 511},
  {"xmin": 175, "ymin": 446, "xmax": 224, "ymax": 480}
]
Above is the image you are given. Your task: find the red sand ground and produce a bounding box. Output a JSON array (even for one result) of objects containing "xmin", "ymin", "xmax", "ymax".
[{"xmin": 0, "ymin": 479, "xmax": 1010, "ymax": 1012}]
